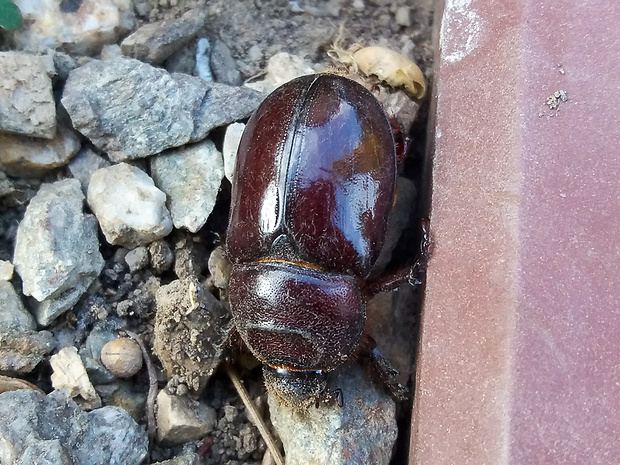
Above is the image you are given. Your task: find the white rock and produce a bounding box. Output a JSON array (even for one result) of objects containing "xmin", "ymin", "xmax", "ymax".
[
  {"xmin": 50, "ymin": 346, "xmax": 102, "ymax": 410},
  {"xmin": 10, "ymin": 0, "xmax": 135, "ymax": 55},
  {"xmin": 222, "ymin": 122, "xmax": 245, "ymax": 182},
  {"xmin": 87, "ymin": 163, "xmax": 173, "ymax": 248},
  {"xmin": 151, "ymin": 140, "xmax": 224, "ymax": 233},
  {"xmin": 352, "ymin": 0, "xmax": 365, "ymax": 10},
  {"xmin": 0, "ymin": 260, "xmax": 13, "ymax": 281},
  {"xmin": 156, "ymin": 389, "xmax": 216, "ymax": 445},
  {"xmin": 0, "ymin": 51, "xmax": 56, "ymax": 139},
  {"xmin": 244, "ymin": 52, "xmax": 315, "ymax": 94}
]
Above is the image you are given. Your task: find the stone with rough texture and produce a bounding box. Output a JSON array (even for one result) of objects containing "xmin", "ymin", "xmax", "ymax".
[
  {"xmin": 62, "ymin": 57, "xmax": 262, "ymax": 161},
  {"xmin": 151, "ymin": 139, "xmax": 225, "ymax": 233},
  {"xmin": 222, "ymin": 122, "xmax": 245, "ymax": 182},
  {"xmin": 9, "ymin": 0, "xmax": 135, "ymax": 55},
  {"xmin": 269, "ymin": 365, "xmax": 397, "ymax": 465},
  {"xmin": 50, "ymin": 346, "xmax": 101, "ymax": 410},
  {"xmin": 0, "ymin": 260, "xmax": 13, "ymax": 280},
  {"xmin": 0, "ymin": 124, "xmax": 81, "ymax": 177},
  {"xmin": 210, "ymin": 40, "xmax": 243, "ymax": 86},
  {"xmin": 244, "ymin": 52, "xmax": 315, "ymax": 94},
  {"xmin": 0, "ymin": 390, "xmax": 148, "ymax": 465},
  {"xmin": 0, "ymin": 330, "xmax": 55, "ymax": 373},
  {"xmin": 68, "ymin": 146, "xmax": 110, "ymax": 194},
  {"xmin": 87, "ymin": 163, "xmax": 173, "ymax": 248},
  {"xmin": 206, "ymin": 245, "xmax": 231, "ymax": 292},
  {"xmin": 13, "ymin": 179, "xmax": 104, "ymax": 326},
  {"xmin": 121, "ymin": 9, "xmax": 205, "ymax": 65},
  {"xmin": 411, "ymin": 1, "xmax": 620, "ymax": 464},
  {"xmin": 156, "ymin": 389, "xmax": 217, "ymax": 445},
  {"xmin": 0, "ymin": 281, "xmax": 36, "ymax": 333},
  {"xmin": 0, "ymin": 52, "xmax": 56, "ymax": 139},
  {"xmin": 124, "ymin": 246, "xmax": 149, "ymax": 272}
]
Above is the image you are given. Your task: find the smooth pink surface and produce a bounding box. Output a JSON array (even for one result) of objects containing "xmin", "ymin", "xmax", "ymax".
[{"xmin": 411, "ymin": 0, "xmax": 620, "ymax": 464}]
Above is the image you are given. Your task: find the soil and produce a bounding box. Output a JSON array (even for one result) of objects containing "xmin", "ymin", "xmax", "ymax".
[{"xmin": 1, "ymin": 0, "xmax": 435, "ymax": 463}]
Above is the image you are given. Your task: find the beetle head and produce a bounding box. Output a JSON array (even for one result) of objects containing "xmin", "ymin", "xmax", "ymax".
[{"xmin": 263, "ymin": 365, "xmax": 329, "ymax": 409}]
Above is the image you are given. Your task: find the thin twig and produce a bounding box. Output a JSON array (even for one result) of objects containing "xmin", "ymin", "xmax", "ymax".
[
  {"xmin": 225, "ymin": 364, "xmax": 285, "ymax": 465},
  {"xmin": 125, "ymin": 330, "xmax": 158, "ymax": 444}
]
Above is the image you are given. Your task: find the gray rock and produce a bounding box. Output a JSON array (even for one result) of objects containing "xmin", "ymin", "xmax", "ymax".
[
  {"xmin": 87, "ymin": 163, "xmax": 173, "ymax": 248},
  {"xmin": 149, "ymin": 240, "xmax": 175, "ymax": 274},
  {"xmin": 395, "ymin": 6, "xmax": 411, "ymax": 27},
  {"xmin": 153, "ymin": 279, "xmax": 231, "ymax": 392},
  {"xmin": 210, "ymin": 40, "xmax": 243, "ymax": 86},
  {"xmin": 0, "ymin": 390, "xmax": 148, "ymax": 465},
  {"xmin": 79, "ymin": 329, "xmax": 118, "ymax": 384},
  {"xmin": 67, "ymin": 146, "xmax": 111, "ymax": 194},
  {"xmin": 13, "ymin": 179, "xmax": 105, "ymax": 326},
  {"xmin": 0, "ymin": 52, "xmax": 56, "ymax": 139},
  {"xmin": 62, "ymin": 57, "xmax": 262, "ymax": 162},
  {"xmin": 222, "ymin": 122, "xmax": 245, "ymax": 182},
  {"xmin": 0, "ymin": 172, "xmax": 15, "ymax": 198},
  {"xmin": 0, "ymin": 330, "xmax": 55, "ymax": 373},
  {"xmin": 156, "ymin": 389, "xmax": 217, "ymax": 445},
  {"xmin": 102, "ymin": 381, "xmax": 147, "ymax": 421},
  {"xmin": 83, "ymin": 355, "xmax": 116, "ymax": 385},
  {"xmin": 51, "ymin": 50, "xmax": 79, "ymax": 82},
  {"xmin": 100, "ymin": 44, "xmax": 123, "ymax": 60},
  {"xmin": 121, "ymin": 9, "xmax": 205, "ymax": 65},
  {"xmin": 151, "ymin": 139, "xmax": 224, "ymax": 233},
  {"xmin": 83, "ymin": 329, "xmax": 118, "ymax": 361},
  {"xmin": 8, "ymin": 0, "xmax": 135, "ymax": 55},
  {"xmin": 124, "ymin": 246, "xmax": 149, "ymax": 272},
  {"xmin": 0, "ymin": 280, "xmax": 36, "ymax": 333},
  {"xmin": 0, "ymin": 124, "xmax": 81, "ymax": 177},
  {"xmin": 269, "ymin": 365, "xmax": 397, "ymax": 465},
  {"xmin": 247, "ymin": 44, "xmax": 263, "ymax": 63}
]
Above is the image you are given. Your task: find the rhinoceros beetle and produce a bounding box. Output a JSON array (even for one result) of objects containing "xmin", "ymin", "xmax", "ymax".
[{"xmin": 226, "ymin": 73, "xmax": 426, "ymax": 408}]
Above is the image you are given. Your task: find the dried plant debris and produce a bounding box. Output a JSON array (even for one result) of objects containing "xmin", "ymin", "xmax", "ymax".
[{"xmin": 546, "ymin": 89, "xmax": 569, "ymax": 110}]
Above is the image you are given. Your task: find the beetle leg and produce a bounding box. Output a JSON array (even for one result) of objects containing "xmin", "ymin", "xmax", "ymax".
[
  {"xmin": 370, "ymin": 347, "xmax": 409, "ymax": 402},
  {"xmin": 354, "ymin": 333, "xmax": 409, "ymax": 402},
  {"xmin": 315, "ymin": 386, "xmax": 344, "ymax": 408},
  {"xmin": 365, "ymin": 218, "xmax": 431, "ymax": 295},
  {"xmin": 388, "ymin": 116, "xmax": 409, "ymax": 164}
]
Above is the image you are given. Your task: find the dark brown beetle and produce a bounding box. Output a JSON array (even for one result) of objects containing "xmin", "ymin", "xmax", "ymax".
[{"xmin": 227, "ymin": 73, "xmax": 421, "ymax": 408}]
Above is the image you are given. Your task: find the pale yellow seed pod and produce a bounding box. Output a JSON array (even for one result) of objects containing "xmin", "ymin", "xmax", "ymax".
[
  {"xmin": 101, "ymin": 338, "xmax": 143, "ymax": 378},
  {"xmin": 352, "ymin": 46, "xmax": 426, "ymax": 99}
]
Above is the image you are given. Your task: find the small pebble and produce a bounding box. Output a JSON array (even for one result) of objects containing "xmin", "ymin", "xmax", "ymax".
[
  {"xmin": 395, "ymin": 6, "xmax": 411, "ymax": 27},
  {"xmin": 125, "ymin": 246, "xmax": 149, "ymax": 273},
  {"xmin": 101, "ymin": 338, "xmax": 144, "ymax": 378},
  {"xmin": 0, "ymin": 260, "xmax": 14, "ymax": 280},
  {"xmin": 352, "ymin": 0, "xmax": 365, "ymax": 11},
  {"xmin": 248, "ymin": 45, "xmax": 263, "ymax": 63}
]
